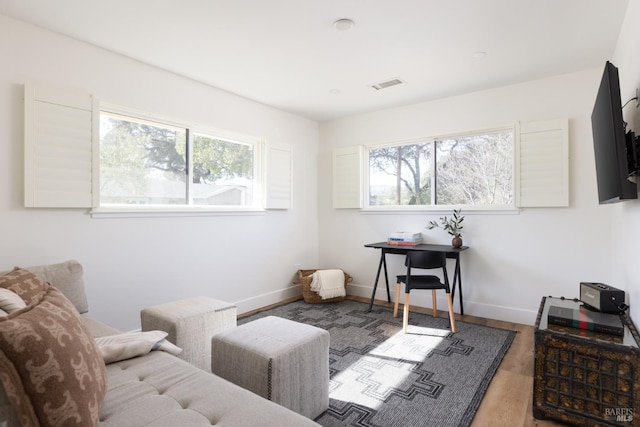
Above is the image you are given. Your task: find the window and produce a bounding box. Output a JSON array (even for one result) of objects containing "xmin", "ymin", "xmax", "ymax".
[
  {"xmin": 368, "ymin": 129, "xmax": 514, "ymax": 207},
  {"xmin": 333, "ymin": 119, "xmax": 568, "ymax": 210},
  {"xmin": 23, "ymin": 82, "xmax": 293, "ymax": 213},
  {"xmin": 99, "ymin": 111, "xmax": 256, "ymax": 208}
]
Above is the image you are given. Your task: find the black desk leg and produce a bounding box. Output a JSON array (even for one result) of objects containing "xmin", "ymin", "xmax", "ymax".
[
  {"xmin": 451, "ymin": 255, "xmax": 464, "ymax": 315},
  {"xmin": 382, "ymin": 250, "xmax": 391, "ymax": 304},
  {"xmin": 368, "ymin": 250, "xmax": 385, "ymax": 312},
  {"xmin": 368, "ymin": 250, "xmax": 393, "ymax": 311},
  {"xmin": 457, "ymin": 258, "xmax": 464, "ymax": 315}
]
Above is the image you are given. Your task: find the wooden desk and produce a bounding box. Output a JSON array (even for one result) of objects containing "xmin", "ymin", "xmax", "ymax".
[{"xmin": 364, "ymin": 242, "xmax": 469, "ymax": 314}]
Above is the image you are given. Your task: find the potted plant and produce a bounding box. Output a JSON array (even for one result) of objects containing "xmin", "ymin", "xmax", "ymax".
[{"xmin": 427, "ymin": 209, "xmax": 465, "ymax": 248}]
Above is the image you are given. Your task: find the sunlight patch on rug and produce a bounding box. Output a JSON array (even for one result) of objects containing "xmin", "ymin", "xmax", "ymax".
[
  {"xmin": 369, "ymin": 327, "xmax": 448, "ymax": 362},
  {"xmin": 330, "ymin": 354, "xmax": 418, "ymax": 410}
]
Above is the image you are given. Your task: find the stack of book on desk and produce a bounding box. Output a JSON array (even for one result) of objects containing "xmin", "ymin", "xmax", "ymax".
[
  {"xmin": 547, "ymin": 304, "xmax": 624, "ymax": 337},
  {"xmin": 387, "ymin": 232, "xmax": 423, "ymax": 246}
]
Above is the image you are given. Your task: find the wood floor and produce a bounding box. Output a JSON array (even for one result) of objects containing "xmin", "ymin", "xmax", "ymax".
[{"xmin": 241, "ymin": 295, "xmax": 565, "ymax": 426}]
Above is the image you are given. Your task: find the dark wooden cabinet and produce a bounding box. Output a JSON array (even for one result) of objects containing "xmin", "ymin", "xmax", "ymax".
[{"xmin": 534, "ymin": 296, "xmax": 640, "ymax": 426}]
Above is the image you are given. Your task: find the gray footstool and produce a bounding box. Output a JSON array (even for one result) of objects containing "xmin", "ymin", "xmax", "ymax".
[
  {"xmin": 141, "ymin": 296, "xmax": 237, "ymax": 372},
  {"xmin": 211, "ymin": 316, "xmax": 330, "ymax": 420}
]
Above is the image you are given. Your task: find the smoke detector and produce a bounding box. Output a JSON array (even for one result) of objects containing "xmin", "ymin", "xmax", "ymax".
[{"xmin": 333, "ymin": 19, "xmax": 355, "ymax": 31}]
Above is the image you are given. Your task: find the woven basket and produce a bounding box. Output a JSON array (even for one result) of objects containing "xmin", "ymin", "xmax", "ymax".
[{"xmin": 298, "ymin": 269, "xmax": 352, "ymax": 304}]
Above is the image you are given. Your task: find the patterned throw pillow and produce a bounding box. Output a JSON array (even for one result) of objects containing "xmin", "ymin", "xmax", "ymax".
[
  {"xmin": 0, "ymin": 267, "xmax": 48, "ymax": 306},
  {"xmin": 0, "ymin": 274, "xmax": 107, "ymax": 427}
]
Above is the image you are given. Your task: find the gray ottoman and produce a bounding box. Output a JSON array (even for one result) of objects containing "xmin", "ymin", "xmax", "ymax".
[
  {"xmin": 211, "ymin": 316, "xmax": 330, "ymax": 420},
  {"xmin": 141, "ymin": 296, "xmax": 237, "ymax": 372}
]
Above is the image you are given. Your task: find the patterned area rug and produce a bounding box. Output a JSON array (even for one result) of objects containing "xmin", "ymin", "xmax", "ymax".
[{"xmin": 239, "ymin": 299, "xmax": 516, "ymax": 427}]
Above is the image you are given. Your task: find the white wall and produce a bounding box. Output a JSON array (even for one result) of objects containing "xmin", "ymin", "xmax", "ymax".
[
  {"xmin": 319, "ymin": 69, "xmax": 613, "ymax": 325},
  {"xmin": 0, "ymin": 15, "xmax": 320, "ymax": 331},
  {"xmin": 612, "ymin": 0, "xmax": 640, "ymax": 327},
  {"xmin": 5, "ymin": 4, "xmax": 639, "ymax": 330}
]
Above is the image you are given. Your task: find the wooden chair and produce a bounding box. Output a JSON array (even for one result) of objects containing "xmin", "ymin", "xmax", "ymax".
[{"xmin": 393, "ymin": 251, "xmax": 457, "ymax": 333}]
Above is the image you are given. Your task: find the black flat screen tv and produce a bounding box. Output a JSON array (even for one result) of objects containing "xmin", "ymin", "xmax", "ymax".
[{"xmin": 591, "ymin": 61, "xmax": 637, "ymax": 204}]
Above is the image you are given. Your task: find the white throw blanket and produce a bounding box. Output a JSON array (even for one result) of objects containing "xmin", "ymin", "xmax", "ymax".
[
  {"xmin": 310, "ymin": 269, "xmax": 346, "ymax": 300},
  {"xmin": 95, "ymin": 330, "xmax": 183, "ymax": 364}
]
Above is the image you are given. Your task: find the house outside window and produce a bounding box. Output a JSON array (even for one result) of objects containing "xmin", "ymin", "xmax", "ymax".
[
  {"xmin": 99, "ymin": 111, "xmax": 255, "ymax": 208},
  {"xmin": 368, "ymin": 129, "xmax": 514, "ymax": 207}
]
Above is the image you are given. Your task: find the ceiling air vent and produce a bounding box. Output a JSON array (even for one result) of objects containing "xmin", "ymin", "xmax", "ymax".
[{"xmin": 371, "ymin": 78, "xmax": 405, "ymax": 91}]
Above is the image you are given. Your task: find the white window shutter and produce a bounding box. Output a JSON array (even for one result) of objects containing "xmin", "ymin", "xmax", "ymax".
[
  {"xmin": 24, "ymin": 83, "xmax": 96, "ymax": 208},
  {"xmin": 333, "ymin": 145, "xmax": 363, "ymax": 208},
  {"xmin": 516, "ymin": 119, "xmax": 569, "ymax": 207},
  {"xmin": 264, "ymin": 141, "xmax": 292, "ymax": 209}
]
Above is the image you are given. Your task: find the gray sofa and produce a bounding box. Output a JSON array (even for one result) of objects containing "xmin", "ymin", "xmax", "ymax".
[{"xmin": 0, "ymin": 260, "xmax": 321, "ymax": 426}]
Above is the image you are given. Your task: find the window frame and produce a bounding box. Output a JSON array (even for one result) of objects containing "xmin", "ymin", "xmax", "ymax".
[
  {"xmin": 92, "ymin": 103, "xmax": 267, "ymax": 217},
  {"xmin": 363, "ymin": 125, "xmax": 518, "ymax": 212}
]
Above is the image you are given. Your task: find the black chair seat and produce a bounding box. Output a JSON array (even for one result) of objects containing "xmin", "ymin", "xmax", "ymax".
[{"xmin": 396, "ymin": 274, "xmax": 445, "ymax": 290}]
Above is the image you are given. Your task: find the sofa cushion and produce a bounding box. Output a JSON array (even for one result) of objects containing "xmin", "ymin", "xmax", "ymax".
[
  {"xmin": 23, "ymin": 260, "xmax": 90, "ymax": 314},
  {"xmin": 81, "ymin": 314, "xmax": 122, "ymax": 337},
  {"xmin": 99, "ymin": 351, "xmax": 320, "ymax": 427},
  {"xmin": 0, "ymin": 274, "xmax": 107, "ymax": 427}
]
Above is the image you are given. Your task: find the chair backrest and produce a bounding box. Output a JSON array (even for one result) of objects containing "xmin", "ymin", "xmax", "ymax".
[
  {"xmin": 404, "ymin": 251, "xmax": 450, "ymax": 291},
  {"xmin": 405, "ymin": 250, "xmax": 446, "ymax": 270}
]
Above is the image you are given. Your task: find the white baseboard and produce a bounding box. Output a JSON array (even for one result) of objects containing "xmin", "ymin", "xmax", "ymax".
[
  {"xmin": 461, "ymin": 300, "xmax": 537, "ymax": 325},
  {"xmin": 233, "ymin": 283, "xmax": 539, "ymax": 326},
  {"xmin": 347, "ymin": 283, "xmax": 538, "ymax": 325},
  {"xmin": 234, "ymin": 285, "xmax": 303, "ymax": 315}
]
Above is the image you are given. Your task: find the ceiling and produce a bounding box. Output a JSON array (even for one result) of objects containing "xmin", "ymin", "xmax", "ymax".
[{"xmin": 0, "ymin": 0, "xmax": 630, "ymax": 122}]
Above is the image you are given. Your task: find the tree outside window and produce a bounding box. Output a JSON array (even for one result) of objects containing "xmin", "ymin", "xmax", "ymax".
[
  {"xmin": 100, "ymin": 112, "xmax": 254, "ymax": 207},
  {"xmin": 368, "ymin": 129, "xmax": 513, "ymax": 207}
]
